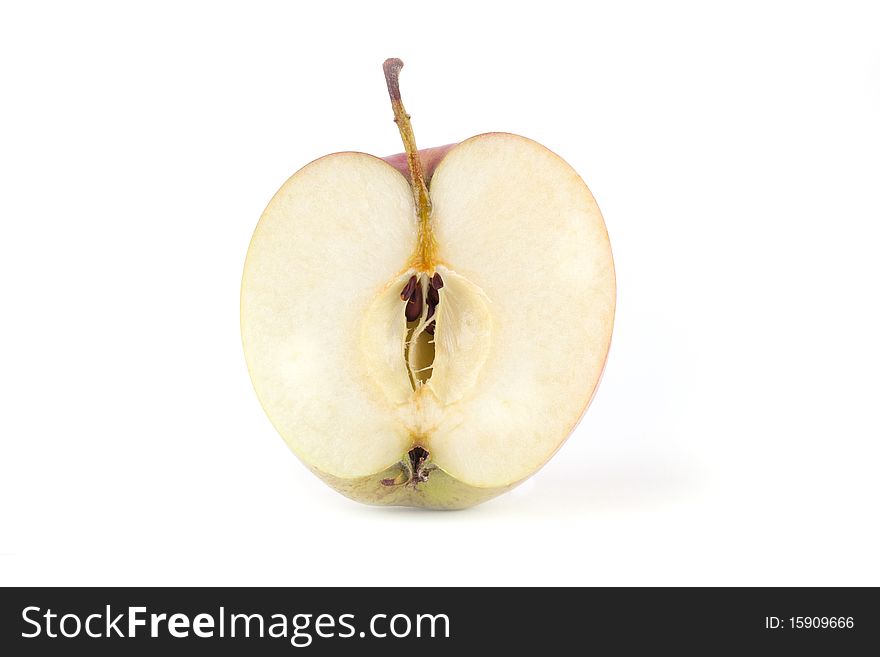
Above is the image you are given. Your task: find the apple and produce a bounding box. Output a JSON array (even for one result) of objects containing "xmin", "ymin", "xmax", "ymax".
[{"xmin": 240, "ymin": 59, "xmax": 616, "ymax": 509}]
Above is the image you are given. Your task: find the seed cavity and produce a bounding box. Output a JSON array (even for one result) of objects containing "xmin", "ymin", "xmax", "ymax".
[{"xmin": 400, "ymin": 272, "xmax": 444, "ymax": 386}]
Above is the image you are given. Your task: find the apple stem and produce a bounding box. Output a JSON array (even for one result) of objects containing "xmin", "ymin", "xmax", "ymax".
[{"xmin": 383, "ymin": 58, "xmax": 437, "ymax": 270}]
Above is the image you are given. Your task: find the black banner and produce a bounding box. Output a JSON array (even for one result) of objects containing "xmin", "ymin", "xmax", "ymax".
[{"xmin": 1, "ymin": 587, "xmax": 876, "ymax": 654}]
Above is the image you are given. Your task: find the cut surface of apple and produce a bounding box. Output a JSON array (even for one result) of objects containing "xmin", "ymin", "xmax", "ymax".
[{"xmin": 241, "ymin": 60, "xmax": 615, "ymax": 509}]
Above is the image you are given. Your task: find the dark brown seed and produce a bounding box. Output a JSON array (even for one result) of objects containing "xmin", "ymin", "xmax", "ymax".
[
  {"xmin": 426, "ymin": 285, "xmax": 439, "ymax": 306},
  {"xmin": 426, "ymin": 303, "xmax": 435, "ymax": 320},
  {"xmin": 431, "ymin": 272, "xmax": 444, "ymax": 290},
  {"xmin": 400, "ymin": 275, "xmax": 417, "ymax": 301},
  {"xmin": 425, "ymin": 322, "xmax": 435, "ymax": 335},
  {"xmin": 404, "ymin": 284, "xmax": 423, "ymax": 321}
]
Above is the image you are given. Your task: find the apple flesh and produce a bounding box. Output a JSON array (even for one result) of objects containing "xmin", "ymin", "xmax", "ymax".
[{"xmin": 240, "ymin": 60, "xmax": 615, "ymax": 509}]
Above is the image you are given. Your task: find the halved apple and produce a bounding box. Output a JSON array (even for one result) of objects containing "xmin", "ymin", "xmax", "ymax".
[{"xmin": 241, "ymin": 59, "xmax": 615, "ymax": 509}]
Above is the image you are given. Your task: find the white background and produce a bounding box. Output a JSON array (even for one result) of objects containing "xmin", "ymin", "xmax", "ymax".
[{"xmin": 1, "ymin": 1, "xmax": 879, "ymax": 586}]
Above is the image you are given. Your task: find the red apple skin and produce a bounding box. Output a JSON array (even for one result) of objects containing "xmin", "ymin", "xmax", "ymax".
[{"xmin": 382, "ymin": 144, "xmax": 457, "ymax": 182}]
